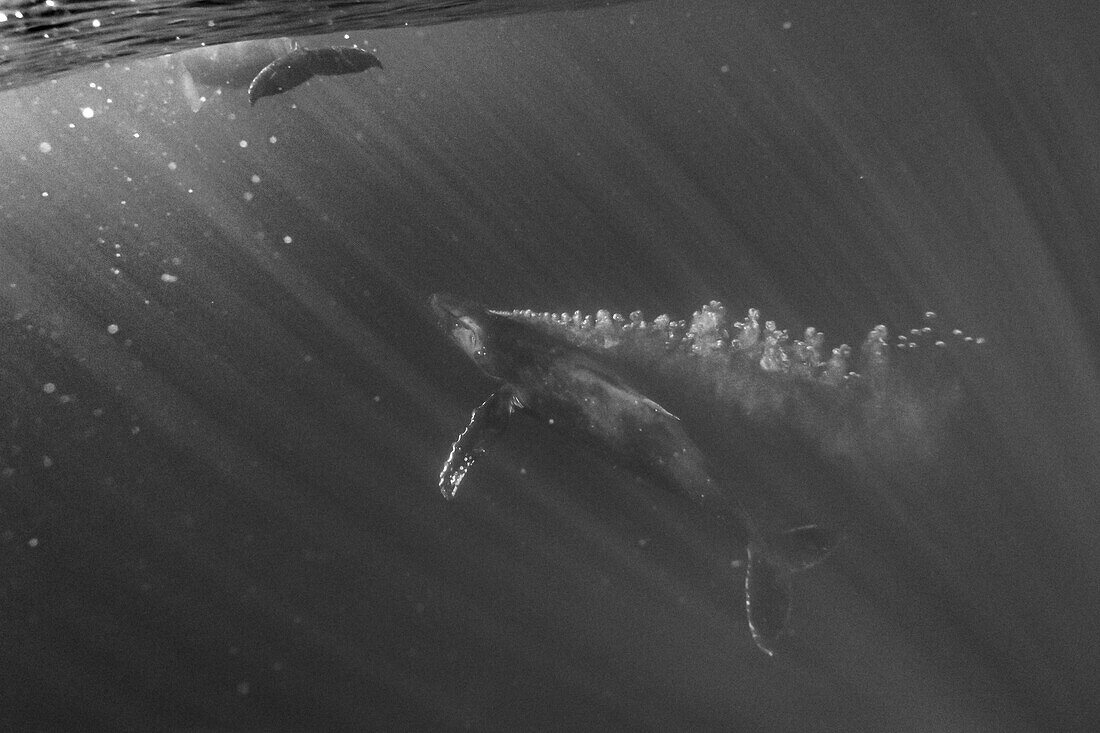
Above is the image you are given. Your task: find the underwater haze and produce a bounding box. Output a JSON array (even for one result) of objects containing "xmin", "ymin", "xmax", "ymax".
[{"xmin": 2, "ymin": 1, "xmax": 1099, "ymax": 730}]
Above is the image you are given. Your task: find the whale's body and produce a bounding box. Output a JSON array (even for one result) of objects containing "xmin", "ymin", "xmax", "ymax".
[
  {"xmin": 430, "ymin": 294, "xmax": 842, "ymax": 655},
  {"xmin": 159, "ymin": 40, "xmax": 382, "ymax": 110},
  {"xmin": 248, "ymin": 47, "xmax": 383, "ymax": 105}
]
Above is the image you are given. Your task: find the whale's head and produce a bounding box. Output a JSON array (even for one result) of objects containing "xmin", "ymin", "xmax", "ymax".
[{"xmin": 429, "ymin": 294, "xmax": 505, "ymax": 380}]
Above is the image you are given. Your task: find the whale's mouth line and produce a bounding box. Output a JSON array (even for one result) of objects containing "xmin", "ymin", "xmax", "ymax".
[{"xmin": 428, "ymin": 294, "xmax": 470, "ymax": 340}]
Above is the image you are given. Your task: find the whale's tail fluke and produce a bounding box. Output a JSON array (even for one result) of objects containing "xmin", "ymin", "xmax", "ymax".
[{"xmin": 745, "ymin": 524, "xmax": 840, "ymax": 655}]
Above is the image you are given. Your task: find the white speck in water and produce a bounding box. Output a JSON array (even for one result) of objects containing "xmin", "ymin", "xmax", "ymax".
[
  {"xmin": 168, "ymin": 162, "xmax": 177, "ymax": 171},
  {"xmin": 38, "ymin": 141, "xmax": 52, "ymax": 153},
  {"xmin": 42, "ymin": 382, "xmax": 56, "ymax": 394},
  {"xmin": 28, "ymin": 537, "xmax": 39, "ymax": 548},
  {"xmin": 242, "ymin": 192, "xmax": 253, "ymax": 202},
  {"xmin": 268, "ymin": 136, "xmax": 277, "ymax": 144},
  {"xmin": 42, "ymin": 455, "xmax": 53, "ymax": 468},
  {"xmin": 236, "ymin": 681, "xmax": 250, "ymax": 696},
  {"xmin": 251, "ymin": 174, "xmax": 260, "ymax": 184},
  {"xmin": 238, "ymin": 139, "xmax": 248, "ymax": 148},
  {"xmin": 720, "ymin": 64, "xmax": 730, "ymax": 73},
  {"xmin": 781, "ymin": 20, "xmax": 793, "ymax": 30},
  {"xmin": 160, "ymin": 273, "xmax": 179, "ymax": 283},
  {"xmin": 107, "ymin": 324, "xmax": 119, "ymax": 335},
  {"xmin": 81, "ymin": 107, "xmax": 94, "ymax": 119},
  {"xmin": 282, "ymin": 235, "xmax": 293, "ymax": 244}
]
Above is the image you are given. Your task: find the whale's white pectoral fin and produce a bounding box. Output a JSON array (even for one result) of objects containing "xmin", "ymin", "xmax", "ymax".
[{"xmin": 439, "ymin": 389, "xmax": 514, "ymax": 500}]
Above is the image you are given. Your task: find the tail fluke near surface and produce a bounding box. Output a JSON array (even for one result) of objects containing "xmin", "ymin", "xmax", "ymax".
[{"xmin": 744, "ymin": 524, "xmax": 840, "ymax": 655}]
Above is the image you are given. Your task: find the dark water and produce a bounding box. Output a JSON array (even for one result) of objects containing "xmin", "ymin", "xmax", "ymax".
[{"xmin": 1, "ymin": 1, "xmax": 1099, "ymax": 730}]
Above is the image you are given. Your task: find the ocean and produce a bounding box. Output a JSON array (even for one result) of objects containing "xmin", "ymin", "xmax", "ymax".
[{"xmin": 1, "ymin": 1, "xmax": 1098, "ymax": 730}]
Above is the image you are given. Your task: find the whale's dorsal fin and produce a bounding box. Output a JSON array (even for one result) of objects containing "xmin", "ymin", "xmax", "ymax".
[
  {"xmin": 439, "ymin": 388, "xmax": 514, "ymax": 500},
  {"xmin": 565, "ymin": 351, "xmax": 681, "ymax": 422}
]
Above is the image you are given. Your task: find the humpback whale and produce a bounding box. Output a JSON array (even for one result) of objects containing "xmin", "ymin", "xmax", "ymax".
[
  {"xmin": 429, "ymin": 294, "xmax": 842, "ymax": 655},
  {"xmin": 248, "ymin": 46, "xmax": 383, "ymax": 105},
  {"xmin": 159, "ymin": 40, "xmax": 382, "ymax": 110}
]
